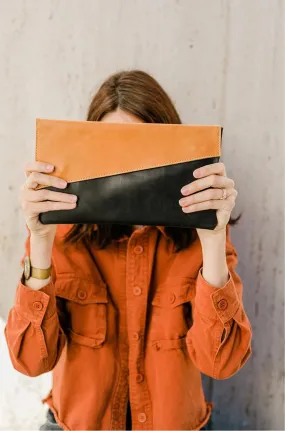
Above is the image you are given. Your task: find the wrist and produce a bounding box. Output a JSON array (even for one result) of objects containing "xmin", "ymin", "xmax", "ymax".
[
  {"xmin": 30, "ymin": 232, "xmax": 54, "ymax": 250},
  {"xmin": 30, "ymin": 231, "xmax": 55, "ymax": 244},
  {"xmin": 199, "ymin": 227, "xmax": 226, "ymax": 248},
  {"xmin": 29, "ymin": 233, "xmax": 53, "ymax": 269},
  {"xmin": 199, "ymin": 228, "xmax": 228, "ymax": 287}
]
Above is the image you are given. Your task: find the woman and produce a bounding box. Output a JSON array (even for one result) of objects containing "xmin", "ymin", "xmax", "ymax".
[{"xmin": 5, "ymin": 70, "xmax": 252, "ymax": 431}]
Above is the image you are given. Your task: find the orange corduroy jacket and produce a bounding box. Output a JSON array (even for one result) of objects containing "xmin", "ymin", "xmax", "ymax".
[{"xmin": 5, "ymin": 224, "xmax": 252, "ymax": 430}]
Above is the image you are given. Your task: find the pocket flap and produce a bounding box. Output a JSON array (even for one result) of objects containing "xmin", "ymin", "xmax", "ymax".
[
  {"xmin": 151, "ymin": 336, "xmax": 187, "ymax": 351},
  {"xmin": 55, "ymin": 277, "xmax": 108, "ymax": 304},
  {"xmin": 67, "ymin": 329, "xmax": 104, "ymax": 348},
  {"xmin": 151, "ymin": 277, "xmax": 196, "ymax": 308}
]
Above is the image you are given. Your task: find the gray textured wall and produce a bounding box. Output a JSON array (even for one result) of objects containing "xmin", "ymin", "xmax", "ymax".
[{"xmin": 0, "ymin": 1, "xmax": 284, "ymax": 430}]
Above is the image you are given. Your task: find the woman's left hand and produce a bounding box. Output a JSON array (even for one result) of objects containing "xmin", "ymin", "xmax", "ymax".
[{"xmin": 179, "ymin": 162, "xmax": 238, "ymax": 237}]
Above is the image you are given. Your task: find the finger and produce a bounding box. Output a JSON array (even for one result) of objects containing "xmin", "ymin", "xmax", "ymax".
[
  {"xmin": 226, "ymin": 188, "xmax": 238, "ymax": 199},
  {"xmin": 181, "ymin": 198, "xmax": 235, "ymax": 213},
  {"xmin": 179, "ymin": 188, "xmax": 226, "ymax": 207},
  {"xmin": 25, "ymin": 172, "xmax": 67, "ymax": 190},
  {"xmin": 23, "ymin": 189, "xmax": 77, "ymax": 203},
  {"xmin": 25, "ymin": 161, "xmax": 54, "ymax": 177},
  {"xmin": 181, "ymin": 175, "xmax": 234, "ymax": 196},
  {"xmin": 22, "ymin": 200, "xmax": 77, "ymax": 215},
  {"xmin": 180, "ymin": 188, "xmax": 238, "ymax": 208},
  {"xmin": 193, "ymin": 162, "xmax": 226, "ymax": 179}
]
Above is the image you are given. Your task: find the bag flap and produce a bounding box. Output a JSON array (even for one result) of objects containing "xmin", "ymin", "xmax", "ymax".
[{"xmin": 35, "ymin": 119, "xmax": 222, "ymax": 189}]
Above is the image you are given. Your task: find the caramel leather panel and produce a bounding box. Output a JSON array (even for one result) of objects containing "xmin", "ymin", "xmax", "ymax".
[{"xmin": 35, "ymin": 119, "xmax": 221, "ymax": 187}]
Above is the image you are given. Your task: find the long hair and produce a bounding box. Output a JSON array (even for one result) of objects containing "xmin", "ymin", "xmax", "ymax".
[{"xmin": 64, "ymin": 70, "xmax": 238, "ymax": 252}]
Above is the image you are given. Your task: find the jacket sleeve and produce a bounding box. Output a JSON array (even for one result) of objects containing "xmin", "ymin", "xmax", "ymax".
[
  {"xmin": 186, "ymin": 226, "xmax": 253, "ymax": 380},
  {"xmin": 4, "ymin": 230, "xmax": 66, "ymax": 377}
]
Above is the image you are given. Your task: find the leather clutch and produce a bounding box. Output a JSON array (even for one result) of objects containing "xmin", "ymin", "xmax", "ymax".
[{"xmin": 36, "ymin": 119, "xmax": 222, "ymax": 229}]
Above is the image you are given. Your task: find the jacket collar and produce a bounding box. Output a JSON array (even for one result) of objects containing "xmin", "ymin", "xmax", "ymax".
[
  {"xmin": 57, "ymin": 224, "xmax": 170, "ymax": 240},
  {"xmin": 156, "ymin": 225, "xmax": 170, "ymax": 239},
  {"xmin": 112, "ymin": 225, "xmax": 170, "ymax": 242},
  {"xmin": 94, "ymin": 224, "xmax": 170, "ymax": 240}
]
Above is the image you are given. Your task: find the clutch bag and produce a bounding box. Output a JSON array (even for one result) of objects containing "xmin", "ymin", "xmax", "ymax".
[{"xmin": 36, "ymin": 119, "xmax": 222, "ymax": 229}]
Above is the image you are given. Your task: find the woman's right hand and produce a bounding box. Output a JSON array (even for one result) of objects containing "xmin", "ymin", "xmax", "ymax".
[{"xmin": 20, "ymin": 161, "xmax": 77, "ymax": 239}]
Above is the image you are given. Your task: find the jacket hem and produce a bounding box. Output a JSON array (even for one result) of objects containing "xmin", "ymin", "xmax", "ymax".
[
  {"xmin": 42, "ymin": 392, "xmax": 70, "ymax": 431},
  {"xmin": 195, "ymin": 401, "xmax": 214, "ymax": 431}
]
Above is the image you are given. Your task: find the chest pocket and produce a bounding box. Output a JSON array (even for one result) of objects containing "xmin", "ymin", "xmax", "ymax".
[
  {"xmin": 55, "ymin": 277, "xmax": 108, "ymax": 349},
  {"xmin": 149, "ymin": 277, "xmax": 196, "ymax": 350}
]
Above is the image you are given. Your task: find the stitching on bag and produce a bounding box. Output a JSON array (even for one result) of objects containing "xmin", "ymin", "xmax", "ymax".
[{"xmin": 36, "ymin": 121, "xmax": 221, "ymax": 184}]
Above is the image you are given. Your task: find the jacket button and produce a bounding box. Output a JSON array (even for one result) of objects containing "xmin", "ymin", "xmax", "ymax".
[
  {"xmin": 77, "ymin": 289, "xmax": 87, "ymax": 300},
  {"xmin": 134, "ymin": 245, "xmax": 144, "ymax": 255},
  {"xmin": 132, "ymin": 332, "xmax": 140, "ymax": 341},
  {"xmin": 136, "ymin": 373, "xmax": 144, "ymax": 383},
  {"xmin": 32, "ymin": 301, "xmax": 43, "ymax": 311},
  {"xmin": 217, "ymin": 299, "xmax": 228, "ymax": 310},
  {"xmin": 168, "ymin": 293, "xmax": 176, "ymax": 304},
  {"xmin": 154, "ymin": 341, "xmax": 161, "ymax": 350},
  {"xmin": 138, "ymin": 412, "xmax": 147, "ymax": 423},
  {"xmin": 133, "ymin": 286, "xmax": 142, "ymax": 296}
]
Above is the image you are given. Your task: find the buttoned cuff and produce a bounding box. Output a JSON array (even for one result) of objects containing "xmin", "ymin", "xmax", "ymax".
[
  {"xmin": 14, "ymin": 274, "xmax": 57, "ymax": 325},
  {"xmin": 195, "ymin": 269, "xmax": 240, "ymax": 324}
]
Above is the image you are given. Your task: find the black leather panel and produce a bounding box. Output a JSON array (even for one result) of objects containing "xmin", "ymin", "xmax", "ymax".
[{"xmin": 39, "ymin": 157, "xmax": 219, "ymax": 229}]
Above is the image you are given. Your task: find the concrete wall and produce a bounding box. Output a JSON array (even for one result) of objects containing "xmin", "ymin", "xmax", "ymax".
[{"xmin": 0, "ymin": 1, "xmax": 283, "ymax": 429}]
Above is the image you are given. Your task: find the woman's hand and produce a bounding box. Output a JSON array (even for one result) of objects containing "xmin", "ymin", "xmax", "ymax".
[
  {"xmin": 179, "ymin": 162, "xmax": 237, "ymax": 239},
  {"xmin": 19, "ymin": 161, "xmax": 77, "ymax": 239}
]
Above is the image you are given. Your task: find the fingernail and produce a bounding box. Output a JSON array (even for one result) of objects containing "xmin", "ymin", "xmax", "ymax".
[
  {"xmin": 70, "ymin": 195, "xmax": 77, "ymax": 201},
  {"xmin": 60, "ymin": 180, "xmax": 67, "ymax": 187},
  {"xmin": 46, "ymin": 164, "xmax": 54, "ymax": 171},
  {"xmin": 181, "ymin": 187, "xmax": 188, "ymax": 195},
  {"xmin": 193, "ymin": 169, "xmax": 200, "ymax": 177}
]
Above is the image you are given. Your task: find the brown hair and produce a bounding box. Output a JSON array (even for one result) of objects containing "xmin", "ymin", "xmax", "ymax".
[{"xmin": 64, "ymin": 70, "xmax": 238, "ymax": 252}]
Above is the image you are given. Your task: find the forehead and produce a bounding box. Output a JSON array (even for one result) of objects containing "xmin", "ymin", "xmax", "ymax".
[{"xmin": 101, "ymin": 109, "xmax": 143, "ymax": 124}]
